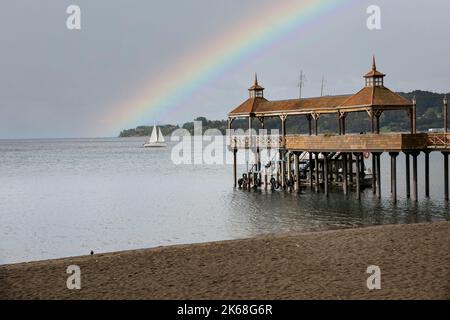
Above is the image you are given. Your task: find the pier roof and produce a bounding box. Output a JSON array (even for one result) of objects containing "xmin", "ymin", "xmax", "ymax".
[
  {"xmin": 338, "ymin": 86, "xmax": 413, "ymax": 111},
  {"xmin": 228, "ymin": 95, "xmax": 351, "ymax": 116},
  {"xmin": 228, "ymin": 58, "xmax": 412, "ymax": 118}
]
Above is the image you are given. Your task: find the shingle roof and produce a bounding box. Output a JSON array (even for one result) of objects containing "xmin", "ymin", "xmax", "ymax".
[
  {"xmin": 339, "ymin": 86, "xmax": 412, "ymax": 108},
  {"xmin": 229, "ymin": 58, "xmax": 412, "ymax": 117},
  {"xmin": 228, "ymin": 97, "xmax": 268, "ymax": 115},
  {"xmin": 228, "ymin": 95, "xmax": 351, "ymax": 116}
]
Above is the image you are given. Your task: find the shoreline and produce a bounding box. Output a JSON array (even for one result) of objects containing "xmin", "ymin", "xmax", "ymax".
[{"xmin": 1, "ymin": 221, "xmax": 449, "ymax": 299}]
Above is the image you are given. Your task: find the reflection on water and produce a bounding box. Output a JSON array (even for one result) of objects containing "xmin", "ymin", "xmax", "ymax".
[{"xmin": 0, "ymin": 138, "xmax": 448, "ymax": 264}]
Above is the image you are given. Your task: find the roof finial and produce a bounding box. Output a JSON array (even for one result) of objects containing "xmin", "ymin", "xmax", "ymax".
[
  {"xmin": 372, "ymin": 55, "xmax": 377, "ymax": 71},
  {"xmin": 254, "ymin": 73, "xmax": 258, "ymax": 86}
]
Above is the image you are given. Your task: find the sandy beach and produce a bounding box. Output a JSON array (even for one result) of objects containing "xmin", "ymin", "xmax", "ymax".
[{"xmin": 1, "ymin": 221, "xmax": 449, "ymax": 300}]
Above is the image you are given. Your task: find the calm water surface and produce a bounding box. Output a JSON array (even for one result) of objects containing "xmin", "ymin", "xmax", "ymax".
[{"xmin": 0, "ymin": 138, "xmax": 448, "ymax": 264}]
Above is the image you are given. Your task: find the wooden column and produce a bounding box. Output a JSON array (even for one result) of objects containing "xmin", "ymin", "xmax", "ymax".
[
  {"xmin": 286, "ymin": 151, "xmax": 291, "ymax": 183},
  {"xmin": 323, "ymin": 153, "xmax": 329, "ymax": 197},
  {"xmin": 412, "ymin": 152, "xmax": 419, "ymax": 201},
  {"xmin": 360, "ymin": 153, "xmax": 365, "ymax": 178},
  {"xmin": 314, "ymin": 152, "xmax": 319, "ymax": 193},
  {"xmin": 309, "ymin": 152, "xmax": 313, "ymax": 189},
  {"xmin": 348, "ymin": 153, "xmax": 353, "ymax": 185},
  {"xmin": 371, "ymin": 153, "xmax": 377, "ymax": 194},
  {"xmin": 294, "ymin": 152, "xmax": 300, "ymax": 193},
  {"xmin": 355, "ymin": 153, "xmax": 361, "ymax": 200},
  {"xmin": 390, "ymin": 152, "xmax": 398, "ymax": 202},
  {"xmin": 314, "ymin": 117, "xmax": 319, "ymax": 136},
  {"xmin": 424, "ymin": 151, "xmax": 430, "ymax": 198},
  {"xmin": 280, "ymin": 149, "xmax": 285, "ymax": 190},
  {"xmin": 444, "ymin": 152, "xmax": 449, "ymax": 201},
  {"xmin": 341, "ymin": 114, "xmax": 346, "ymax": 135},
  {"xmin": 375, "ymin": 115, "xmax": 380, "ymax": 134},
  {"xmin": 412, "ymin": 97, "xmax": 417, "ymax": 134},
  {"xmin": 342, "ymin": 153, "xmax": 348, "ymax": 195},
  {"xmin": 409, "ymin": 109, "xmax": 414, "ymax": 134},
  {"xmin": 370, "ymin": 108, "xmax": 375, "ymax": 133},
  {"xmin": 338, "ymin": 113, "xmax": 342, "ymax": 135},
  {"xmin": 233, "ymin": 148, "xmax": 237, "ymax": 188},
  {"xmin": 307, "ymin": 115, "xmax": 312, "ymax": 136},
  {"xmin": 375, "ymin": 153, "xmax": 381, "ymax": 199},
  {"xmin": 405, "ymin": 153, "xmax": 411, "ymax": 198},
  {"xmin": 444, "ymin": 97, "xmax": 448, "ymax": 134}
]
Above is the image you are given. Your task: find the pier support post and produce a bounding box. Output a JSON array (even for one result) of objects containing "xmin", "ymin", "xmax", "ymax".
[
  {"xmin": 389, "ymin": 152, "xmax": 399, "ymax": 202},
  {"xmin": 424, "ymin": 151, "xmax": 430, "ymax": 198},
  {"xmin": 405, "ymin": 153, "xmax": 411, "ymax": 198},
  {"xmin": 354, "ymin": 153, "xmax": 361, "ymax": 200},
  {"xmin": 286, "ymin": 152, "xmax": 291, "ymax": 186},
  {"xmin": 323, "ymin": 153, "xmax": 329, "ymax": 197},
  {"xmin": 348, "ymin": 153, "xmax": 353, "ymax": 185},
  {"xmin": 294, "ymin": 152, "xmax": 300, "ymax": 193},
  {"xmin": 264, "ymin": 169, "xmax": 268, "ymax": 191},
  {"xmin": 412, "ymin": 152, "xmax": 419, "ymax": 201},
  {"xmin": 314, "ymin": 152, "xmax": 320, "ymax": 193},
  {"xmin": 342, "ymin": 153, "xmax": 348, "ymax": 195},
  {"xmin": 374, "ymin": 152, "xmax": 382, "ymax": 199},
  {"xmin": 371, "ymin": 153, "xmax": 377, "ymax": 194},
  {"xmin": 280, "ymin": 150, "xmax": 286, "ymax": 190},
  {"xmin": 309, "ymin": 152, "xmax": 313, "ymax": 189},
  {"xmin": 233, "ymin": 148, "xmax": 237, "ymax": 188},
  {"xmin": 443, "ymin": 152, "xmax": 449, "ymax": 201}
]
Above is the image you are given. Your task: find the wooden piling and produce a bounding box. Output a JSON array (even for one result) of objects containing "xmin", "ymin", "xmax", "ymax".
[
  {"xmin": 424, "ymin": 151, "xmax": 430, "ymax": 198},
  {"xmin": 371, "ymin": 153, "xmax": 376, "ymax": 194},
  {"xmin": 314, "ymin": 152, "xmax": 320, "ymax": 193},
  {"xmin": 444, "ymin": 152, "xmax": 449, "ymax": 201},
  {"xmin": 405, "ymin": 153, "xmax": 411, "ymax": 198},
  {"xmin": 309, "ymin": 152, "xmax": 313, "ymax": 189},
  {"xmin": 376, "ymin": 153, "xmax": 381, "ymax": 199},
  {"xmin": 294, "ymin": 152, "xmax": 300, "ymax": 193},
  {"xmin": 348, "ymin": 153, "xmax": 353, "ymax": 185},
  {"xmin": 323, "ymin": 153, "xmax": 329, "ymax": 197},
  {"xmin": 286, "ymin": 152, "xmax": 291, "ymax": 184},
  {"xmin": 412, "ymin": 152, "xmax": 419, "ymax": 201},
  {"xmin": 280, "ymin": 150, "xmax": 285, "ymax": 189},
  {"xmin": 342, "ymin": 153, "xmax": 348, "ymax": 195},
  {"xmin": 390, "ymin": 152, "xmax": 398, "ymax": 202},
  {"xmin": 355, "ymin": 153, "xmax": 361, "ymax": 199},
  {"xmin": 233, "ymin": 148, "xmax": 237, "ymax": 188}
]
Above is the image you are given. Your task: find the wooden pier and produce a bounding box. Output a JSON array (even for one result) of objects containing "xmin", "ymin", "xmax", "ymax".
[{"xmin": 227, "ymin": 58, "xmax": 450, "ymax": 201}]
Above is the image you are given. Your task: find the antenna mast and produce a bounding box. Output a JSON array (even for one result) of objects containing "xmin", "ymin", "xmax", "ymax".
[
  {"xmin": 298, "ymin": 70, "xmax": 307, "ymax": 99},
  {"xmin": 320, "ymin": 76, "xmax": 326, "ymax": 97}
]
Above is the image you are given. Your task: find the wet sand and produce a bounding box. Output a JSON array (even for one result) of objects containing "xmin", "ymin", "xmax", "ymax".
[{"xmin": 1, "ymin": 221, "xmax": 449, "ymax": 299}]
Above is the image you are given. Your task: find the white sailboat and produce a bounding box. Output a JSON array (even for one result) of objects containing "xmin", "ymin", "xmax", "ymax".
[{"xmin": 143, "ymin": 124, "xmax": 167, "ymax": 148}]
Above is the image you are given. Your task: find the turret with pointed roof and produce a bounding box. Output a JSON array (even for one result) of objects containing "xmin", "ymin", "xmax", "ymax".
[
  {"xmin": 364, "ymin": 56, "xmax": 386, "ymax": 86},
  {"xmin": 339, "ymin": 56, "xmax": 412, "ymax": 111},
  {"xmin": 248, "ymin": 73, "xmax": 264, "ymax": 98}
]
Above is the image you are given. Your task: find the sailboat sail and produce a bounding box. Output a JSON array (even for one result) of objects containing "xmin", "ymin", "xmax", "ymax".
[
  {"xmin": 143, "ymin": 123, "xmax": 167, "ymax": 147},
  {"xmin": 157, "ymin": 128, "xmax": 165, "ymax": 143},
  {"xmin": 149, "ymin": 125, "xmax": 158, "ymax": 143}
]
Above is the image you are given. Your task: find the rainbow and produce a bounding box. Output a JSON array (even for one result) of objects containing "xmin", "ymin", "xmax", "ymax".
[{"xmin": 106, "ymin": 0, "xmax": 352, "ymax": 134}]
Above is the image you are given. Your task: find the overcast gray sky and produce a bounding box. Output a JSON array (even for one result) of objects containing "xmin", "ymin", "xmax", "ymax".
[{"xmin": 1, "ymin": 0, "xmax": 449, "ymax": 138}]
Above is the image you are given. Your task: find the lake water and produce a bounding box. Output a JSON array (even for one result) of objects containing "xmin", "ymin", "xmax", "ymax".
[{"xmin": 0, "ymin": 137, "xmax": 449, "ymax": 264}]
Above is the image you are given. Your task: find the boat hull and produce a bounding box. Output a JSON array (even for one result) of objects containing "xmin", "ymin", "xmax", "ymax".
[{"xmin": 143, "ymin": 143, "xmax": 167, "ymax": 148}]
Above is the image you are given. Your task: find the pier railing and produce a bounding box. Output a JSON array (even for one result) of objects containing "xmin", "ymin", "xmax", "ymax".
[
  {"xmin": 230, "ymin": 133, "xmax": 450, "ymax": 151},
  {"xmin": 426, "ymin": 133, "xmax": 450, "ymax": 149},
  {"xmin": 229, "ymin": 135, "xmax": 284, "ymax": 149}
]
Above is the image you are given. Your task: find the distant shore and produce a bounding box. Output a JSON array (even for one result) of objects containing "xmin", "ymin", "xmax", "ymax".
[{"xmin": 1, "ymin": 221, "xmax": 449, "ymax": 299}]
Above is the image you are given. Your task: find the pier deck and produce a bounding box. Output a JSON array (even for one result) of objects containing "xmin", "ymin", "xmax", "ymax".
[{"xmin": 230, "ymin": 133, "xmax": 450, "ymax": 152}]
